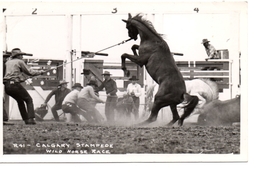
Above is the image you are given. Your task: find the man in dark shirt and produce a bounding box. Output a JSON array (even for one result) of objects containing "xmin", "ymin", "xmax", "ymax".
[
  {"xmin": 81, "ymin": 69, "xmax": 95, "ymax": 84},
  {"xmin": 42, "ymin": 80, "xmax": 71, "ymax": 121},
  {"xmin": 3, "ymin": 48, "xmax": 44, "ymax": 125},
  {"xmin": 97, "ymin": 71, "xmax": 118, "ymax": 123},
  {"xmin": 81, "ymin": 69, "xmax": 99, "ymax": 90}
]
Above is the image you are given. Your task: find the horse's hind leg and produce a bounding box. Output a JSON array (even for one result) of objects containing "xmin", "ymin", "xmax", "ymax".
[
  {"xmin": 166, "ymin": 104, "xmax": 180, "ymax": 126},
  {"xmin": 178, "ymin": 95, "xmax": 199, "ymax": 126}
]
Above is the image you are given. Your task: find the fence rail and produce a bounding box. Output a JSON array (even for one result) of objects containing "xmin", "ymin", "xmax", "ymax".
[{"xmin": 176, "ymin": 60, "xmax": 232, "ymax": 93}]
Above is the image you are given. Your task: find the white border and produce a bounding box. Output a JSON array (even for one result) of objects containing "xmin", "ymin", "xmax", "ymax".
[{"xmin": 0, "ymin": 0, "xmax": 252, "ymax": 166}]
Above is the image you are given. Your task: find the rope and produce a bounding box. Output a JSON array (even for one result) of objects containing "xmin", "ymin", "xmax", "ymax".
[
  {"xmin": 95, "ymin": 38, "xmax": 132, "ymax": 53},
  {"xmin": 21, "ymin": 38, "xmax": 134, "ymax": 113},
  {"xmin": 29, "ymin": 83, "xmax": 52, "ymax": 109},
  {"xmin": 41, "ymin": 38, "xmax": 133, "ymax": 74}
]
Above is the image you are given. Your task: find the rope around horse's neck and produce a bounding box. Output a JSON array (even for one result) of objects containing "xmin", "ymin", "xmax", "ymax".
[{"xmin": 95, "ymin": 38, "xmax": 133, "ymax": 53}]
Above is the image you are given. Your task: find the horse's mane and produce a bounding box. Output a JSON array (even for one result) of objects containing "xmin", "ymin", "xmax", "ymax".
[{"xmin": 132, "ymin": 14, "xmax": 164, "ymax": 40}]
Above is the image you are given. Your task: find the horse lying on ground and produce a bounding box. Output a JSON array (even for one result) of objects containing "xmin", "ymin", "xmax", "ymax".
[
  {"xmin": 178, "ymin": 78, "xmax": 219, "ymax": 110},
  {"xmin": 121, "ymin": 13, "xmax": 198, "ymax": 126},
  {"xmin": 144, "ymin": 79, "xmax": 219, "ymax": 118},
  {"xmin": 197, "ymin": 96, "xmax": 240, "ymax": 126}
]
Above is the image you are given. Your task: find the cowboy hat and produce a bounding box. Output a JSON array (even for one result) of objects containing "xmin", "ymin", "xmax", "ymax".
[
  {"xmin": 201, "ymin": 39, "xmax": 210, "ymax": 44},
  {"xmin": 10, "ymin": 52, "xmax": 25, "ymax": 58},
  {"xmin": 102, "ymin": 71, "xmax": 111, "ymax": 75},
  {"xmin": 10, "ymin": 48, "xmax": 32, "ymax": 58},
  {"xmin": 81, "ymin": 69, "xmax": 91, "ymax": 75},
  {"xmin": 58, "ymin": 80, "xmax": 68, "ymax": 86},
  {"xmin": 129, "ymin": 75, "xmax": 139, "ymax": 81},
  {"xmin": 72, "ymin": 83, "xmax": 83, "ymax": 89},
  {"xmin": 10, "ymin": 48, "xmax": 24, "ymax": 58}
]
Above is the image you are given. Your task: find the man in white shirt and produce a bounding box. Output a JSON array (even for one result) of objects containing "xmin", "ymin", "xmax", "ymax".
[
  {"xmin": 77, "ymin": 80, "xmax": 105, "ymax": 123},
  {"xmin": 126, "ymin": 76, "xmax": 142, "ymax": 120},
  {"xmin": 62, "ymin": 83, "xmax": 83, "ymax": 122}
]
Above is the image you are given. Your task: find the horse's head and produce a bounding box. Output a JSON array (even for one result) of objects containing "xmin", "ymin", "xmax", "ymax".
[{"xmin": 122, "ymin": 13, "xmax": 138, "ymax": 40}]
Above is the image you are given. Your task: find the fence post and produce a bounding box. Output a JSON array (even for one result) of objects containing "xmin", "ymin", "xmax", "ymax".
[{"xmin": 66, "ymin": 14, "xmax": 73, "ymax": 88}]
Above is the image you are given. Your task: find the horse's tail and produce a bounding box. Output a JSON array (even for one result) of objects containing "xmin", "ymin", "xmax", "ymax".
[
  {"xmin": 179, "ymin": 93, "xmax": 199, "ymax": 126},
  {"xmin": 182, "ymin": 93, "xmax": 199, "ymax": 110}
]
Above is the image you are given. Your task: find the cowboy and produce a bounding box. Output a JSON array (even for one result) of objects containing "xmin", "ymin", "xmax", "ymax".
[
  {"xmin": 126, "ymin": 76, "xmax": 142, "ymax": 119},
  {"xmin": 3, "ymin": 48, "xmax": 44, "ymax": 125},
  {"xmin": 62, "ymin": 83, "xmax": 83, "ymax": 122},
  {"xmin": 201, "ymin": 39, "xmax": 221, "ymax": 79},
  {"xmin": 202, "ymin": 39, "xmax": 220, "ymax": 61},
  {"xmin": 81, "ymin": 69, "xmax": 97, "ymax": 85},
  {"xmin": 42, "ymin": 80, "xmax": 71, "ymax": 121},
  {"xmin": 81, "ymin": 69, "xmax": 99, "ymax": 93},
  {"xmin": 81, "ymin": 69, "xmax": 92, "ymax": 81},
  {"xmin": 96, "ymin": 71, "xmax": 118, "ymax": 123},
  {"xmin": 77, "ymin": 80, "xmax": 105, "ymax": 123}
]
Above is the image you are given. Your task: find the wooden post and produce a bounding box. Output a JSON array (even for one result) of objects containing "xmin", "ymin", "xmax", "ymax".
[
  {"xmin": 73, "ymin": 14, "xmax": 83, "ymax": 84},
  {"xmin": 229, "ymin": 60, "xmax": 233, "ymax": 99},
  {"xmin": 2, "ymin": 14, "xmax": 9, "ymax": 117},
  {"xmin": 229, "ymin": 12, "xmax": 240, "ymax": 98},
  {"xmin": 3, "ymin": 15, "xmax": 7, "ymax": 51},
  {"xmin": 66, "ymin": 14, "xmax": 73, "ymax": 88}
]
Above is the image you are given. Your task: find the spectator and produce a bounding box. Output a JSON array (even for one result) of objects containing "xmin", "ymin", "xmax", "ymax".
[
  {"xmin": 201, "ymin": 39, "xmax": 221, "ymax": 77},
  {"xmin": 42, "ymin": 80, "xmax": 71, "ymax": 121},
  {"xmin": 126, "ymin": 76, "xmax": 142, "ymax": 120},
  {"xmin": 202, "ymin": 39, "xmax": 220, "ymax": 61}
]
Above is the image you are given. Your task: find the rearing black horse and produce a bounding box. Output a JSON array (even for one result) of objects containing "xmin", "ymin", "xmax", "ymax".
[{"xmin": 121, "ymin": 13, "xmax": 198, "ymax": 126}]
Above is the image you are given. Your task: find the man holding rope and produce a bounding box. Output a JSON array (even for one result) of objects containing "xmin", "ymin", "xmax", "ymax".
[
  {"xmin": 81, "ymin": 69, "xmax": 98, "ymax": 86},
  {"xmin": 62, "ymin": 83, "xmax": 83, "ymax": 122},
  {"xmin": 97, "ymin": 71, "xmax": 118, "ymax": 123},
  {"xmin": 77, "ymin": 79, "xmax": 105, "ymax": 123},
  {"xmin": 42, "ymin": 80, "xmax": 71, "ymax": 121},
  {"xmin": 3, "ymin": 48, "xmax": 45, "ymax": 125}
]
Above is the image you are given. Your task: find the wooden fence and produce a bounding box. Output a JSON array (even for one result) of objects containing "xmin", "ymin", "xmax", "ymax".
[
  {"xmin": 83, "ymin": 59, "xmax": 232, "ymax": 93},
  {"xmin": 176, "ymin": 60, "xmax": 232, "ymax": 93}
]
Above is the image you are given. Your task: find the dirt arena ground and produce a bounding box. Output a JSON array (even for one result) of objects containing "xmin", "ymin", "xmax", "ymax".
[{"xmin": 3, "ymin": 119, "xmax": 240, "ymax": 155}]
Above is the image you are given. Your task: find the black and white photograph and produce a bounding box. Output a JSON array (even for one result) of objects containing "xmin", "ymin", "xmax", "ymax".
[{"xmin": 0, "ymin": 0, "xmax": 250, "ymax": 164}]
